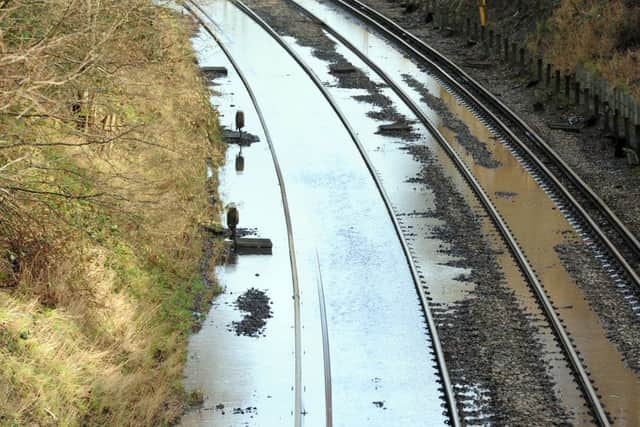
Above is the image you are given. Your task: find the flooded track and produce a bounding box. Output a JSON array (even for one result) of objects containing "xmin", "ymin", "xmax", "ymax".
[
  {"xmin": 181, "ymin": 0, "xmax": 640, "ymax": 424},
  {"xmin": 265, "ymin": 0, "xmax": 639, "ymax": 424},
  {"xmin": 183, "ymin": 1, "xmax": 450, "ymax": 425}
]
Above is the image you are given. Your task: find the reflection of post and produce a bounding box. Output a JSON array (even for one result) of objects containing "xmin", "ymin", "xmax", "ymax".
[{"xmin": 235, "ymin": 149, "xmax": 245, "ymax": 172}]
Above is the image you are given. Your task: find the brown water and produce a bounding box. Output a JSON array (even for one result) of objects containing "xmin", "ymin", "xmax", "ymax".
[{"xmin": 438, "ymin": 89, "xmax": 640, "ymax": 426}]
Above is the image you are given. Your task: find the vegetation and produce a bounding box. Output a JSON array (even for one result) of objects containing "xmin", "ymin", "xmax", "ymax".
[
  {"xmin": 0, "ymin": 0, "xmax": 224, "ymax": 425},
  {"xmin": 530, "ymin": 0, "xmax": 640, "ymax": 97},
  {"xmin": 418, "ymin": 0, "xmax": 640, "ymax": 98}
]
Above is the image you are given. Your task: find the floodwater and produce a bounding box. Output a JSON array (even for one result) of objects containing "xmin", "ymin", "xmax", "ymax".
[
  {"xmin": 183, "ymin": 1, "xmax": 447, "ymax": 426},
  {"xmin": 182, "ymin": 25, "xmax": 295, "ymax": 426},
  {"xmin": 291, "ymin": 0, "xmax": 640, "ymax": 424}
]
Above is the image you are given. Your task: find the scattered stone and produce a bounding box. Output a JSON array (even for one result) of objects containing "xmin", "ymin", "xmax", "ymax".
[{"xmin": 229, "ymin": 288, "xmax": 273, "ymax": 337}]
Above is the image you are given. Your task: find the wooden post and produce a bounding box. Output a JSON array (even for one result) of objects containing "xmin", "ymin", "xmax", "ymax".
[
  {"xmin": 511, "ymin": 43, "xmax": 517, "ymax": 65},
  {"xmin": 594, "ymin": 94, "xmax": 600, "ymax": 116},
  {"xmin": 554, "ymin": 70, "xmax": 561, "ymax": 96},
  {"xmin": 624, "ymin": 116, "xmax": 631, "ymax": 147},
  {"xmin": 489, "ymin": 29, "xmax": 494, "ymax": 49},
  {"xmin": 546, "ymin": 63, "xmax": 551, "ymax": 87},
  {"xmin": 519, "ymin": 47, "xmax": 525, "ymax": 68},
  {"xmin": 575, "ymin": 81, "xmax": 581, "ymax": 106},
  {"xmin": 564, "ymin": 74, "xmax": 571, "ymax": 98}
]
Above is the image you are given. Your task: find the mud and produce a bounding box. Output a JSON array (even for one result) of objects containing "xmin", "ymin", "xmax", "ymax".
[{"xmin": 229, "ymin": 288, "xmax": 273, "ymax": 337}]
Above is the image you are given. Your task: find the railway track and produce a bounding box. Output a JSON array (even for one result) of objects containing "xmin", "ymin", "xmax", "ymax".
[
  {"xmin": 265, "ymin": 0, "xmax": 608, "ymax": 424},
  {"xmin": 183, "ymin": 3, "xmax": 305, "ymax": 425},
  {"xmin": 214, "ymin": 0, "xmax": 621, "ymax": 424},
  {"xmin": 330, "ymin": 0, "xmax": 640, "ymax": 303},
  {"xmin": 226, "ymin": 1, "xmax": 461, "ymax": 424},
  {"xmin": 183, "ymin": 0, "xmax": 640, "ymax": 424},
  {"xmin": 187, "ymin": 1, "xmax": 455, "ymax": 425}
]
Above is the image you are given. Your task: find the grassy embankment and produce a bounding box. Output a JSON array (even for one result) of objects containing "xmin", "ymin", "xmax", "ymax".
[{"xmin": 0, "ymin": 1, "xmax": 224, "ymax": 425}]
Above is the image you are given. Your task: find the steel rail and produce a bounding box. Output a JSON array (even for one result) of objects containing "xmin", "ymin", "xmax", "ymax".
[
  {"xmin": 330, "ymin": 0, "xmax": 640, "ymax": 290},
  {"xmin": 284, "ymin": 1, "xmax": 610, "ymax": 425},
  {"xmin": 227, "ymin": 0, "xmax": 462, "ymax": 425},
  {"xmin": 315, "ymin": 252, "xmax": 333, "ymax": 427},
  {"xmin": 183, "ymin": 3, "xmax": 304, "ymax": 426}
]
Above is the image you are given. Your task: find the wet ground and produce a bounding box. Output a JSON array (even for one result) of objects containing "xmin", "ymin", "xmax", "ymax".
[
  {"xmin": 183, "ymin": 2, "xmax": 447, "ymax": 426},
  {"xmin": 182, "ymin": 23, "xmax": 296, "ymax": 426}
]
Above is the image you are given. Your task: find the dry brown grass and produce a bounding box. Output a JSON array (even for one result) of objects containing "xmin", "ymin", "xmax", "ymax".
[
  {"xmin": 529, "ymin": 0, "xmax": 640, "ymax": 97},
  {"xmin": 0, "ymin": 1, "xmax": 224, "ymax": 425}
]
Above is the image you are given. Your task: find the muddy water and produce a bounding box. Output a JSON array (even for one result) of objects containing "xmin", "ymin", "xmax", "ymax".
[
  {"xmin": 185, "ymin": 1, "xmax": 448, "ymax": 426},
  {"xmin": 437, "ymin": 89, "xmax": 640, "ymax": 426},
  {"xmin": 292, "ymin": 0, "xmax": 640, "ymax": 424}
]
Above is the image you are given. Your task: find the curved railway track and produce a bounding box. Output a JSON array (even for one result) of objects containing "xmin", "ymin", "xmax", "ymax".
[
  {"xmin": 329, "ymin": 0, "xmax": 640, "ymax": 299},
  {"xmin": 183, "ymin": 3, "xmax": 305, "ymax": 425},
  {"xmin": 182, "ymin": 0, "xmax": 632, "ymax": 424},
  {"xmin": 226, "ymin": 1, "xmax": 461, "ymax": 424},
  {"xmin": 270, "ymin": 0, "xmax": 609, "ymax": 425}
]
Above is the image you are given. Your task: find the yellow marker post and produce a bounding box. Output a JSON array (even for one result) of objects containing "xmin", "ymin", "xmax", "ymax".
[{"xmin": 479, "ymin": 0, "xmax": 487, "ymax": 28}]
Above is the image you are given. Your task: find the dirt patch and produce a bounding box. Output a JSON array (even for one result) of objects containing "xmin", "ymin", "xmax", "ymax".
[{"xmin": 230, "ymin": 288, "xmax": 273, "ymax": 337}]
